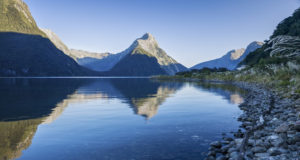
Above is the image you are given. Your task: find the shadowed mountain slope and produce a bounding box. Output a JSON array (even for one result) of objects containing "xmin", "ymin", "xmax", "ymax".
[
  {"xmin": 104, "ymin": 33, "xmax": 187, "ymax": 76},
  {"xmin": 0, "ymin": 32, "xmax": 95, "ymax": 76},
  {"xmin": 0, "ymin": 0, "xmax": 96, "ymax": 76}
]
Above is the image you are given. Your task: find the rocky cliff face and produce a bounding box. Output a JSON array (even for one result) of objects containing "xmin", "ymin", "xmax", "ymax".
[
  {"xmin": 267, "ymin": 35, "xmax": 300, "ymax": 58},
  {"xmin": 191, "ymin": 41, "xmax": 263, "ymax": 70},
  {"xmin": 241, "ymin": 35, "xmax": 300, "ymax": 80},
  {"xmin": 242, "ymin": 35, "xmax": 300, "ymax": 70}
]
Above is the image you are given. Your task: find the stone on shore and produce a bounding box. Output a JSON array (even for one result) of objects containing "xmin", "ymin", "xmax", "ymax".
[
  {"xmin": 294, "ymin": 121, "xmax": 300, "ymax": 131},
  {"xmin": 210, "ymin": 141, "xmax": 222, "ymax": 148},
  {"xmin": 275, "ymin": 123, "xmax": 289, "ymax": 133}
]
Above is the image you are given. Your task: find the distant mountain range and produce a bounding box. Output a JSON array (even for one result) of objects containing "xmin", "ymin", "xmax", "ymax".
[
  {"xmin": 191, "ymin": 41, "xmax": 264, "ymax": 70},
  {"xmin": 44, "ymin": 28, "xmax": 188, "ymax": 76},
  {"xmin": 0, "ymin": 0, "xmax": 187, "ymax": 76},
  {"xmin": 0, "ymin": 0, "xmax": 268, "ymax": 76}
]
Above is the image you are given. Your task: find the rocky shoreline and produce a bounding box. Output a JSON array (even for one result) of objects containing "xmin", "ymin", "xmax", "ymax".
[{"xmin": 205, "ymin": 82, "xmax": 300, "ymax": 160}]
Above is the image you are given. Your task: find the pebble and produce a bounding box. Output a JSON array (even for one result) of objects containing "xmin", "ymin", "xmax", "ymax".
[
  {"xmin": 227, "ymin": 147, "xmax": 237, "ymax": 154},
  {"xmin": 229, "ymin": 151, "xmax": 239, "ymax": 159},
  {"xmin": 210, "ymin": 141, "xmax": 222, "ymax": 148},
  {"xmin": 275, "ymin": 123, "xmax": 289, "ymax": 133},
  {"xmin": 234, "ymin": 138, "xmax": 243, "ymax": 147},
  {"xmin": 294, "ymin": 121, "xmax": 300, "ymax": 131},
  {"xmin": 216, "ymin": 155, "xmax": 226, "ymax": 160},
  {"xmin": 267, "ymin": 147, "xmax": 282, "ymax": 156},
  {"xmin": 251, "ymin": 146, "xmax": 267, "ymax": 153},
  {"xmin": 205, "ymin": 82, "xmax": 300, "ymax": 159}
]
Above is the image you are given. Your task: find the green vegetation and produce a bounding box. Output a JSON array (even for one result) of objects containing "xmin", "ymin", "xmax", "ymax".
[
  {"xmin": 175, "ymin": 68, "xmax": 228, "ymax": 78},
  {"xmin": 241, "ymin": 44, "xmax": 270, "ymax": 66},
  {"xmin": 240, "ymin": 42, "xmax": 291, "ymax": 68},
  {"xmin": 271, "ymin": 8, "xmax": 300, "ymax": 38},
  {"xmin": 157, "ymin": 68, "xmax": 298, "ymax": 98},
  {"xmin": 191, "ymin": 7, "xmax": 298, "ymax": 97},
  {"xmin": 0, "ymin": 0, "xmax": 45, "ymax": 36},
  {"xmin": 241, "ymin": 7, "xmax": 300, "ymax": 68}
]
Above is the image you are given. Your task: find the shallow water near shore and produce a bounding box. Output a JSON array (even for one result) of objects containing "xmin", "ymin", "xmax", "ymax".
[{"xmin": 0, "ymin": 78, "xmax": 245, "ymax": 160}]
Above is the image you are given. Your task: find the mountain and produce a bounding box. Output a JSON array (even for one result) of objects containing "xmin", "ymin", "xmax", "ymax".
[
  {"xmin": 74, "ymin": 33, "xmax": 188, "ymax": 75},
  {"xmin": 72, "ymin": 41, "xmax": 136, "ymax": 72},
  {"xmin": 108, "ymin": 50, "xmax": 167, "ymax": 76},
  {"xmin": 40, "ymin": 28, "xmax": 70, "ymax": 56},
  {"xmin": 2, "ymin": 0, "xmax": 185, "ymax": 76},
  {"xmin": 40, "ymin": 28, "xmax": 128, "ymax": 72},
  {"xmin": 69, "ymin": 49, "xmax": 111, "ymax": 60},
  {"xmin": 41, "ymin": 28, "xmax": 111, "ymax": 61},
  {"xmin": 191, "ymin": 41, "xmax": 264, "ymax": 70},
  {"xmin": 0, "ymin": 0, "xmax": 44, "ymax": 36},
  {"xmin": 0, "ymin": 32, "xmax": 96, "ymax": 76},
  {"xmin": 0, "ymin": 0, "xmax": 95, "ymax": 76},
  {"xmin": 75, "ymin": 50, "xmax": 123, "ymax": 72},
  {"xmin": 41, "ymin": 29, "xmax": 183, "ymax": 76},
  {"xmin": 104, "ymin": 33, "xmax": 187, "ymax": 76}
]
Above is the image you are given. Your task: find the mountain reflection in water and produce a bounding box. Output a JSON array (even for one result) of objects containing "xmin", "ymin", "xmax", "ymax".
[
  {"xmin": 194, "ymin": 82, "xmax": 246, "ymax": 105},
  {"xmin": 0, "ymin": 78, "xmax": 245, "ymax": 160}
]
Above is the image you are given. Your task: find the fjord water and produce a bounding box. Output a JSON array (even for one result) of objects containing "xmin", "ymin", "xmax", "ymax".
[{"xmin": 0, "ymin": 78, "xmax": 245, "ymax": 160}]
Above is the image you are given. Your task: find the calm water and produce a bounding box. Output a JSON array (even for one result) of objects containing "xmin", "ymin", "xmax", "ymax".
[{"xmin": 0, "ymin": 78, "xmax": 246, "ymax": 160}]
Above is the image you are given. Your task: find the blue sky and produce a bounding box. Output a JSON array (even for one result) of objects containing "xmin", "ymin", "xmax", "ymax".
[{"xmin": 24, "ymin": 0, "xmax": 299, "ymax": 67}]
